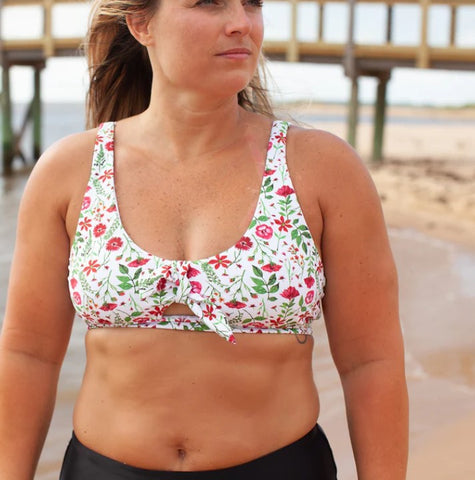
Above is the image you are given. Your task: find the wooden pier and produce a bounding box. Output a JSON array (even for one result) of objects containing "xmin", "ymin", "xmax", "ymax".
[{"xmin": 1, "ymin": 0, "xmax": 475, "ymax": 173}]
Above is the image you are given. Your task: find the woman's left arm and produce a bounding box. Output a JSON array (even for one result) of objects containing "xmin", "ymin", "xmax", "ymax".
[{"xmin": 310, "ymin": 131, "xmax": 408, "ymax": 479}]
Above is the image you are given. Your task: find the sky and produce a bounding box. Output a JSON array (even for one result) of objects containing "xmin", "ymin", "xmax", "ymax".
[{"xmin": 1, "ymin": 1, "xmax": 475, "ymax": 106}]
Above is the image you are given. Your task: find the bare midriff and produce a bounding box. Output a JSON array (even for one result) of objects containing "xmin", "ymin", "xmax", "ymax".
[{"xmin": 73, "ymin": 328, "xmax": 320, "ymax": 471}]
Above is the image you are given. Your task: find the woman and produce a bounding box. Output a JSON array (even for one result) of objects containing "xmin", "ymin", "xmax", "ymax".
[{"xmin": 0, "ymin": 0, "xmax": 408, "ymax": 479}]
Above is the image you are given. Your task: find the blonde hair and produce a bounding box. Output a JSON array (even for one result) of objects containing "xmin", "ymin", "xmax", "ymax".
[{"xmin": 83, "ymin": 0, "xmax": 274, "ymax": 129}]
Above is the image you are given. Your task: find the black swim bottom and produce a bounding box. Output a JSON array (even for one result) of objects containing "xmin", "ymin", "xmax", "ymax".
[{"xmin": 59, "ymin": 423, "xmax": 337, "ymax": 479}]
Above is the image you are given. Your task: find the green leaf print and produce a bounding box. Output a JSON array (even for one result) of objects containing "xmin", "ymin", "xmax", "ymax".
[
  {"xmin": 117, "ymin": 275, "xmax": 130, "ymax": 283},
  {"xmin": 252, "ymin": 265, "xmax": 263, "ymax": 278},
  {"xmin": 253, "ymin": 286, "xmax": 267, "ymax": 294},
  {"xmin": 118, "ymin": 282, "xmax": 133, "ymax": 290},
  {"xmin": 251, "ymin": 277, "xmax": 265, "ymax": 286},
  {"xmin": 92, "ymin": 178, "xmax": 106, "ymax": 197},
  {"xmin": 269, "ymin": 284, "xmax": 280, "ymax": 294},
  {"xmin": 119, "ymin": 264, "xmax": 129, "ymax": 274}
]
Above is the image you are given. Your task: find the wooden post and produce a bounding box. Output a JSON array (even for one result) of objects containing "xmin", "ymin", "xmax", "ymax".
[
  {"xmin": 418, "ymin": 0, "xmax": 430, "ymax": 68},
  {"xmin": 449, "ymin": 5, "xmax": 457, "ymax": 47},
  {"xmin": 1, "ymin": 63, "xmax": 14, "ymax": 175},
  {"xmin": 347, "ymin": 77, "xmax": 359, "ymax": 148},
  {"xmin": 287, "ymin": 0, "xmax": 299, "ymax": 62},
  {"xmin": 386, "ymin": 4, "xmax": 393, "ymax": 44},
  {"xmin": 33, "ymin": 65, "xmax": 42, "ymax": 160},
  {"xmin": 318, "ymin": 1, "xmax": 324, "ymax": 42},
  {"xmin": 372, "ymin": 72, "xmax": 390, "ymax": 162},
  {"xmin": 43, "ymin": 0, "xmax": 54, "ymax": 57}
]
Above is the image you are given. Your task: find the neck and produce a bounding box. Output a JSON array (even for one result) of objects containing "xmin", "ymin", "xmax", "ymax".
[{"xmin": 137, "ymin": 84, "xmax": 251, "ymax": 162}]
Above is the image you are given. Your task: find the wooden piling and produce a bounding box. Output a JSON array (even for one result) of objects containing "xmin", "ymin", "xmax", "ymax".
[
  {"xmin": 1, "ymin": 64, "xmax": 14, "ymax": 175},
  {"xmin": 33, "ymin": 65, "xmax": 42, "ymax": 159},
  {"xmin": 347, "ymin": 77, "xmax": 359, "ymax": 148},
  {"xmin": 372, "ymin": 73, "xmax": 390, "ymax": 162}
]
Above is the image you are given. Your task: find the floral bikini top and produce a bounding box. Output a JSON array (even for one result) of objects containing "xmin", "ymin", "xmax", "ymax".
[{"xmin": 68, "ymin": 121, "xmax": 325, "ymax": 344}]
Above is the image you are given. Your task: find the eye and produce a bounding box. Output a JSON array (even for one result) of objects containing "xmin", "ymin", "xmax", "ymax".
[
  {"xmin": 196, "ymin": 0, "xmax": 220, "ymax": 6},
  {"xmin": 245, "ymin": 0, "xmax": 263, "ymax": 6}
]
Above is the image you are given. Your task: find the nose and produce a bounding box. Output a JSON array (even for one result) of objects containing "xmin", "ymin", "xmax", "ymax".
[{"xmin": 224, "ymin": 2, "xmax": 253, "ymax": 36}]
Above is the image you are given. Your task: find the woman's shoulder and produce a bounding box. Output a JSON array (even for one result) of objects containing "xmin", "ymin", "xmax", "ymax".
[
  {"xmin": 287, "ymin": 123, "xmax": 361, "ymax": 169},
  {"xmin": 285, "ymin": 122, "xmax": 379, "ymax": 212},
  {"xmin": 24, "ymin": 128, "xmax": 99, "ymax": 218}
]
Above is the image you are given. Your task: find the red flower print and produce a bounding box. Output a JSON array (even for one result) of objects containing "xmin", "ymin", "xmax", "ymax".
[
  {"xmin": 225, "ymin": 300, "xmax": 247, "ymax": 309},
  {"xmin": 93, "ymin": 223, "xmax": 107, "ymax": 237},
  {"xmin": 162, "ymin": 265, "xmax": 172, "ymax": 278},
  {"xmin": 264, "ymin": 168, "xmax": 276, "ymax": 176},
  {"xmin": 276, "ymin": 186, "xmax": 295, "ymax": 197},
  {"xmin": 99, "ymin": 303, "xmax": 118, "ymax": 311},
  {"xmin": 81, "ymin": 196, "xmax": 91, "ymax": 210},
  {"xmin": 275, "ymin": 216, "xmax": 292, "ymax": 232},
  {"xmin": 106, "ymin": 237, "xmax": 123, "ymax": 251},
  {"xmin": 128, "ymin": 258, "xmax": 150, "ymax": 267},
  {"xmin": 317, "ymin": 260, "xmax": 324, "ymax": 273},
  {"xmin": 72, "ymin": 292, "xmax": 81, "ymax": 305},
  {"xmin": 209, "ymin": 254, "xmax": 231, "ymax": 270},
  {"xmin": 79, "ymin": 217, "xmax": 92, "ymax": 231},
  {"xmin": 97, "ymin": 319, "xmax": 113, "ymax": 326},
  {"xmin": 105, "ymin": 141, "xmax": 114, "ymax": 152},
  {"xmin": 99, "ymin": 169, "xmax": 113, "ymax": 182},
  {"xmin": 250, "ymin": 321, "xmax": 267, "ymax": 329},
  {"xmin": 186, "ymin": 266, "xmax": 200, "ymax": 278},
  {"xmin": 281, "ymin": 287, "xmax": 299, "ymax": 299},
  {"xmin": 156, "ymin": 278, "xmax": 167, "ymax": 291},
  {"xmin": 70, "ymin": 278, "xmax": 78, "ymax": 289},
  {"xmin": 255, "ymin": 224, "xmax": 273, "ymax": 239},
  {"xmin": 270, "ymin": 317, "xmax": 286, "ymax": 328},
  {"xmin": 261, "ymin": 263, "xmax": 282, "ymax": 272},
  {"xmin": 190, "ymin": 281, "xmax": 202, "ymax": 294},
  {"xmin": 235, "ymin": 236, "xmax": 253, "ymax": 250},
  {"xmin": 203, "ymin": 304, "xmax": 216, "ymax": 320},
  {"xmin": 134, "ymin": 317, "xmax": 150, "ymax": 324},
  {"xmin": 267, "ymin": 141, "xmax": 272, "ymax": 151},
  {"xmin": 274, "ymin": 132, "xmax": 286, "ymax": 144},
  {"xmin": 107, "ymin": 204, "xmax": 117, "ymax": 212},
  {"xmin": 305, "ymin": 291, "xmax": 315, "ymax": 304},
  {"xmin": 83, "ymin": 260, "xmax": 100, "ymax": 276},
  {"xmin": 304, "ymin": 277, "xmax": 315, "ymax": 288}
]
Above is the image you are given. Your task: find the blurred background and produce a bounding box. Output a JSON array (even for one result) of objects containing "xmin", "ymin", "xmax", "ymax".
[{"xmin": 1, "ymin": 1, "xmax": 474, "ymax": 478}]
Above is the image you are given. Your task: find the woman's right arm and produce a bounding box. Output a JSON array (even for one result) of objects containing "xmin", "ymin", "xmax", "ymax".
[{"xmin": 0, "ymin": 133, "xmax": 93, "ymax": 480}]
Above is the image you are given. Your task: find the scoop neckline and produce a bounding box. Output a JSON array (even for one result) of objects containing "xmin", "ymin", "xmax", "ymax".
[{"xmin": 107, "ymin": 119, "xmax": 282, "ymax": 265}]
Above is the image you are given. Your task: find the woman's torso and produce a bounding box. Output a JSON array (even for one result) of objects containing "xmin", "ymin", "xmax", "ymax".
[{"xmin": 64, "ymin": 112, "xmax": 325, "ymax": 470}]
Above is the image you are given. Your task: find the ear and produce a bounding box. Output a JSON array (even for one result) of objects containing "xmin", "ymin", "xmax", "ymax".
[{"xmin": 126, "ymin": 12, "xmax": 155, "ymax": 47}]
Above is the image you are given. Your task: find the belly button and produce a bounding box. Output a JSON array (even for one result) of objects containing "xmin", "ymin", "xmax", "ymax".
[{"xmin": 177, "ymin": 448, "xmax": 187, "ymax": 460}]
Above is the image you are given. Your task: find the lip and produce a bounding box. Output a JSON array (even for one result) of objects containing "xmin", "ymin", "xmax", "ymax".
[{"xmin": 216, "ymin": 48, "xmax": 252, "ymax": 57}]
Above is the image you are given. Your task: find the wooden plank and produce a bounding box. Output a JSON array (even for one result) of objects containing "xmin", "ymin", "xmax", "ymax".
[
  {"xmin": 418, "ymin": 0, "xmax": 430, "ymax": 68},
  {"xmin": 2, "ymin": 37, "xmax": 83, "ymax": 51},
  {"xmin": 287, "ymin": 0, "xmax": 299, "ymax": 62}
]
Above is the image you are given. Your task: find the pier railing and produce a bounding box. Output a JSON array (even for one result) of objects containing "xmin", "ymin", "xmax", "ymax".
[
  {"xmin": 1, "ymin": 0, "xmax": 85, "ymax": 60},
  {"xmin": 263, "ymin": 0, "xmax": 475, "ymax": 73}
]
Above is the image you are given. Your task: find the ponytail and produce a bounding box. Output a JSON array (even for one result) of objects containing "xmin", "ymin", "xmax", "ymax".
[{"xmin": 84, "ymin": 0, "xmax": 274, "ymax": 129}]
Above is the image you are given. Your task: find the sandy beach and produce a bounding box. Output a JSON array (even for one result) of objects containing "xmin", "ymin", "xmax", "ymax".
[{"xmin": 1, "ymin": 102, "xmax": 474, "ymax": 479}]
